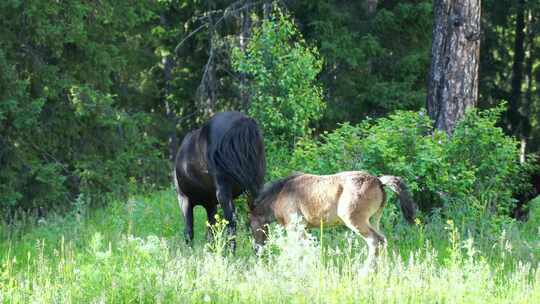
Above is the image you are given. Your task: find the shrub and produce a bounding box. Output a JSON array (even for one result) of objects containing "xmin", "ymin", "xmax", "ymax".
[
  {"xmin": 285, "ymin": 107, "xmax": 530, "ymax": 230},
  {"xmin": 0, "ymin": 85, "xmax": 168, "ymax": 216},
  {"xmin": 524, "ymin": 196, "xmax": 540, "ymax": 235}
]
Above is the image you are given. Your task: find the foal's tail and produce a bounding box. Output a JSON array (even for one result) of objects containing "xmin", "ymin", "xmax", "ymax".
[
  {"xmin": 213, "ymin": 117, "xmax": 266, "ymax": 198},
  {"xmin": 378, "ymin": 175, "xmax": 418, "ymax": 224}
]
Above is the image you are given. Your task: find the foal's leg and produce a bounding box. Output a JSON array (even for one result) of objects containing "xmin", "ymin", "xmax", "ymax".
[
  {"xmin": 340, "ymin": 214, "xmax": 386, "ymax": 273},
  {"xmin": 338, "ymin": 182, "xmax": 387, "ymax": 273},
  {"xmin": 345, "ymin": 220, "xmax": 382, "ymax": 259},
  {"xmin": 214, "ymin": 174, "xmax": 236, "ymax": 249},
  {"xmin": 370, "ymin": 207, "xmax": 387, "ymax": 260},
  {"xmin": 371, "ymin": 206, "xmax": 384, "ymax": 234}
]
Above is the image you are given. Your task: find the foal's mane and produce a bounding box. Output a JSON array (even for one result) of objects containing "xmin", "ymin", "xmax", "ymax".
[{"xmin": 254, "ymin": 173, "xmax": 303, "ymax": 208}]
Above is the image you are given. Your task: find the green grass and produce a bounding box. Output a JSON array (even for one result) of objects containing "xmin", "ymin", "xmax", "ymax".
[{"xmin": 1, "ymin": 190, "xmax": 539, "ymax": 303}]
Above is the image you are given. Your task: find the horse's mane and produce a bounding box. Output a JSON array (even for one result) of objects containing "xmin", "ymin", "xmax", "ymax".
[{"xmin": 254, "ymin": 172, "xmax": 303, "ymax": 208}]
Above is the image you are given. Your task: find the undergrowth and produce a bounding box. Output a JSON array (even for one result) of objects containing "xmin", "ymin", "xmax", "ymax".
[{"xmin": 1, "ymin": 190, "xmax": 539, "ymax": 303}]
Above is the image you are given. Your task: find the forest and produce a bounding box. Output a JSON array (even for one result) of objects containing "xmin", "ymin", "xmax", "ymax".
[{"xmin": 1, "ymin": 0, "xmax": 540, "ymax": 303}]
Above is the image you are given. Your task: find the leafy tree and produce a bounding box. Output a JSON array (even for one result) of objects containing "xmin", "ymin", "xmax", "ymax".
[
  {"xmin": 290, "ymin": 1, "xmax": 433, "ymax": 127},
  {"xmin": 481, "ymin": 0, "xmax": 540, "ymax": 152},
  {"xmin": 232, "ymin": 9, "xmax": 325, "ymax": 144},
  {"xmin": 0, "ymin": 1, "xmax": 167, "ymax": 213}
]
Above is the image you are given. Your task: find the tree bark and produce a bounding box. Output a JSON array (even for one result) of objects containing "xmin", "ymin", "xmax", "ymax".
[{"xmin": 427, "ymin": 0, "xmax": 481, "ymax": 135}]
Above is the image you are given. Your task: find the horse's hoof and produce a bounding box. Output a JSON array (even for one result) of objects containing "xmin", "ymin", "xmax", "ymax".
[
  {"xmin": 253, "ymin": 244, "xmax": 264, "ymax": 255},
  {"xmin": 229, "ymin": 241, "xmax": 237, "ymax": 253}
]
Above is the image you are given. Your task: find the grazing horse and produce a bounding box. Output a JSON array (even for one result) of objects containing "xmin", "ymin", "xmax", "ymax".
[
  {"xmin": 174, "ymin": 111, "xmax": 266, "ymax": 244},
  {"xmin": 250, "ymin": 171, "xmax": 417, "ymax": 269}
]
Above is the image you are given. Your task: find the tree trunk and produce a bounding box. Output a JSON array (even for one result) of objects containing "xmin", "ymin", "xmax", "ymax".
[
  {"xmin": 520, "ymin": 5, "xmax": 535, "ymax": 163},
  {"xmin": 163, "ymin": 55, "xmax": 178, "ymax": 166},
  {"xmin": 510, "ymin": 0, "xmax": 526, "ymax": 119},
  {"xmin": 427, "ymin": 0, "xmax": 481, "ymax": 134},
  {"xmin": 508, "ymin": 0, "xmax": 527, "ymax": 149},
  {"xmin": 364, "ymin": 0, "xmax": 378, "ymax": 15},
  {"xmin": 197, "ymin": 12, "xmax": 217, "ymax": 118},
  {"xmin": 239, "ymin": 6, "xmax": 252, "ymax": 107},
  {"xmin": 160, "ymin": 14, "xmax": 179, "ymax": 168},
  {"xmin": 263, "ymin": 2, "xmax": 272, "ymax": 19}
]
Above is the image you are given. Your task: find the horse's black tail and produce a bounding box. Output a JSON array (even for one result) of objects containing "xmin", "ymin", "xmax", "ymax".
[
  {"xmin": 213, "ymin": 117, "xmax": 266, "ymax": 198},
  {"xmin": 378, "ymin": 175, "xmax": 418, "ymax": 224}
]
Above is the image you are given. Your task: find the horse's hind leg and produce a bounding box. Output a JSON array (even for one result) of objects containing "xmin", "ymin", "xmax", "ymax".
[
  {"xmin": 174, "ymin": 172, "xmax": 194, "ymax": 244},
  {"xmin": 180, "ymin": 196, "xmax": 194, "ymax": 244}
]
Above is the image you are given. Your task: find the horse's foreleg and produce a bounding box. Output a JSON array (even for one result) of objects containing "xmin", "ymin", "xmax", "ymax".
[
  {"xmin": 205, "ymin": 204, "xmax": 218, "ymax": 242},
  {"xmin": 215, "ymin": 176, "xmax": 236, "ymax": 250},
  {"xmin": 216, "ymin": 186, "xmax": 235, "ymax": 235}
]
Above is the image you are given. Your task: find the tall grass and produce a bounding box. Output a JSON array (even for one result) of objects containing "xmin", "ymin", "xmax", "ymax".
[{"xmin": 1, "ymin": 190, "xmax": 539, "ymax": 303}]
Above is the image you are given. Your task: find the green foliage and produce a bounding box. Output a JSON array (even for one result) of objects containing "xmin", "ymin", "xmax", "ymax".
[
  {"xmin": 285, "ymin": 107, "xmax": 529, "ymax": 230},
  {"xmin": 0, "ymin": 1, "xmax": 538, "ymax": 300},
  {"xmin": 232, "ymin": 9, "xmax": 325, "ymax": 144},
  {"xmin": 2, "ymin": 0, "xmax": 538, "ymax": 219}
]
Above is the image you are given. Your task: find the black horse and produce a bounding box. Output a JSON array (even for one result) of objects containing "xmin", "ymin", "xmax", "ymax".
[{"xmin": 174, "ymin": 111, "xmax": 266, "ymax": 244}]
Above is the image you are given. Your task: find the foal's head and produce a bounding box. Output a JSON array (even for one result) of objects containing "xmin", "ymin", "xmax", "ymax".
[
  {"xmin": 249, "ymin": 210, "xmax": 269, "ymax": 245},
  {"xmin": 249, "ymin": 174, "xmax": 301, "ymax": 245},
  {"xmin": 249, "ymin": 185, "xmax": 276, "ymax": 245}
]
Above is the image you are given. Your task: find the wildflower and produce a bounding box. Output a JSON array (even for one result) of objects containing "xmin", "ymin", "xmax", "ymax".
[{"xmin": 444, "ymin": 219, "xmax": 454, "ymax": 230}]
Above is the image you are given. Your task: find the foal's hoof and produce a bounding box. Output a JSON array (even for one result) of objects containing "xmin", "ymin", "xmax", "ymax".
[
  {"xmin": 359, "ymin": 260, "xmax": 378, "ymax": 277},
  {"xmin": 359, "ymin": 266, "xmax": 371, "ymax": 277}
]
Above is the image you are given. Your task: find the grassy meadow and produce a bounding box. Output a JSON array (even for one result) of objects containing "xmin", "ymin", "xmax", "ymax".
[{"xmin": 1, "ymin": 190, "xmax": 539, "ymax": 303}]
